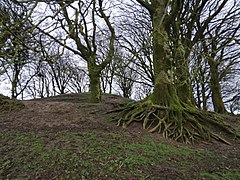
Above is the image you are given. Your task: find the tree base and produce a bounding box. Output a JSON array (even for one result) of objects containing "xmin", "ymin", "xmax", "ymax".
[{"xmin": 113, "ymin": 100, "xmax": 238, "ymax": 144}]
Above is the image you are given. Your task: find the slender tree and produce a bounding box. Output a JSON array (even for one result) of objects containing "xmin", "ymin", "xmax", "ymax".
[{"xmin": 202, "ymin": 6, "xmax": 240, "ymax": 113}]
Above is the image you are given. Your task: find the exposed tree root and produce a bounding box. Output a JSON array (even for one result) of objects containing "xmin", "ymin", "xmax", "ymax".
[{"xmin": 113, "ymin": 101, "xmax": 239, "ymax": 144}]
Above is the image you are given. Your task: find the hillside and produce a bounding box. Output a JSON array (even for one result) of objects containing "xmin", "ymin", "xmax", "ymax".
[{"xmin": 0, "ymin": 93, "xmax": 240, "ymax": 179}]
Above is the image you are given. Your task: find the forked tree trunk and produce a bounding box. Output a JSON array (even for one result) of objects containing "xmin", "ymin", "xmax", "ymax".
[{"xmin": 149, "ymin": 0, "xmax": 185, "ymax": 108}]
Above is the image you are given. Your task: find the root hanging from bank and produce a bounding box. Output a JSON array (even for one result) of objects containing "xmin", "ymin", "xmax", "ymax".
[{"xmin": 113, "ymin": 101, "xmax": 239, "ymax": 144}]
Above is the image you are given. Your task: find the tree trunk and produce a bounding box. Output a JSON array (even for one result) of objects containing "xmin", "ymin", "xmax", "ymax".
[
  {"xmin": 175, "ymin": 42, "xmax": 195, "ymax": 106},
  {"xmin": 201, "ymin": 82, "xmax": 208, "ymax": 111},
  {"xmin": 88, "ymin": 62, "xmax": 101, "ymax": 103},
  {"xmin": 149, "ymin": 1, "xmax": 183, "ymax": 109},
  {"xmin": 11, "ymin": 66, "xmax": 20, "ymax": 99},
  {"xmin": 208, "ymin": 58, "xmax": 226, "ymax": 114}
]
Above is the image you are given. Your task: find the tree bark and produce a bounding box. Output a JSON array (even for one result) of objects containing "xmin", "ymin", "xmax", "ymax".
[
  {"xmin": 11, "ymin": 65, "xmax": 20, "ymax": 99},
  {"xmin": 149, "ymin": 0, "xmax": 182, "ymax": 108},
  {"xmin": 175, "ymin": 42, "xmax": 196, "ymax": 106},
  {"xmin": 208, "ymin": 58, "xmax": 226, "ymax": 114},
  {"xmin": 202, "ymin": 39, "xmax": 227, "ymax": 114},
  {"xmin": 88, "ymin": 59, "xmax": 101, "ymax": 103}
]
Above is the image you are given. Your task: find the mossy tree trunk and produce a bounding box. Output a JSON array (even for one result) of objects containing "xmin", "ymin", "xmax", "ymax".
[
  {"xmin": 116, "ymin": 0, "xmax": 204, "ymax": 142},
  {"xmin": 150, "ymin": 1, "xmax": 195, "ymax": 107},
  {"xmin": 88, "ymin": 56, "xmax": 102, "ymax": 103},
  {"xmin": 89, "ymin": 70, "xmax": 101, "ymax": 103},
  {"xmin": 11, "ymin": 67, "xmax": 20, "ymax": 99},
  {"xmin": 208, "ymin": 58, "xmax": 226, "ymax": 114},
  {"xmin": 202, "ymin": 39, "xmax": 227, "ymax": 114},
  {"xmin": 52, "ymin": 1, "xmax": 115, "ymax": 103},
  {"xmin": 149, "ymin": 0, "xmax": 187, "ymax": 109},
  {"xmin": 175, "ymin": 41, "xmax": 195, "ymax": 106},
  {"xmin": 150, "ymin": 23, "xmax": 178, "ymax": 107},
  {"xmin": 115, "ymin": 0, "xmax": 237, "ymax": 143}
]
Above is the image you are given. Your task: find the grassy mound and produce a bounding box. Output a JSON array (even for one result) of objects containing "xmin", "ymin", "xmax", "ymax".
[
  {"xmin": 0, "ymin": 94, "xmax": 24, "ymax": 114},
  {"xmin": 0, "ymin": 93, "xmax": 240, "ymax": 179}
]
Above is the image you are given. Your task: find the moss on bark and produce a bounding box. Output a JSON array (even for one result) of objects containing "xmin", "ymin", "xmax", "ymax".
[
  {"xmin": 174, "ymin": 40, "xmax": 195, "ymax": 105},
  {"xmin": 208, "ymin": 58, "xmax": 227, "ymax": 114},
  {"xmin": 88, "ymin": 63, "xmax": 101, "ymax": 103},
  {"xmin": 114, "ymin": 98, "xmax": 238, "ymax": 143}
]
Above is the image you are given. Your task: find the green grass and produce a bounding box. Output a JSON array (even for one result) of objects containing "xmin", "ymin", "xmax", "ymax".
[
  {"xmin": 0, "ymin": 129, "xmax": 210, "ymax": 179},
  {"xmin": 200, "ymin": 171, "xmax": 240, "ymax": 180}
]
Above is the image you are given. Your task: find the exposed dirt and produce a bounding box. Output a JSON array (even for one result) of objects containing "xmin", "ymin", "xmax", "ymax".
[
  {"xmin": 1, "ymin": 93, "xmax": 136, "ymax": 133},
  {"xmin": 0, "ymin": 93, "xmax": 240, "ymax": 179}
]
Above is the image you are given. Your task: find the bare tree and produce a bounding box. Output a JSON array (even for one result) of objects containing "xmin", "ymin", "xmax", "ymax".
[
  {"xmin": 190, "ymin": 45, "xmax": 211, "ymax": 111},
  {"xmin": 28, "ymin": 0, "xmax": 116, "ymax": 103},
  {"xmin": 117, "ymin": 2, "xmax": 154, "ymax": 88},
  {"xmin": 114, "ymin": 54, "xmax": 138, "ymax": 99},
  {"xmin": 0, "ymin": 0, "xmax": 39, "ymax": 99}
]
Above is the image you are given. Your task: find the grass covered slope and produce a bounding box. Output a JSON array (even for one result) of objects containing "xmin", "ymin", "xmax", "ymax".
[
  {"xmin": 0, "ymin": 93, "xmax": 240, "ymax": 179},
  {"xmin": 0, "ymin": 130, "xmax": 217, "ymax": 179},
  {"xmin": 0, "ymin": 94, "xmax": 25, "ymax": 114}
]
